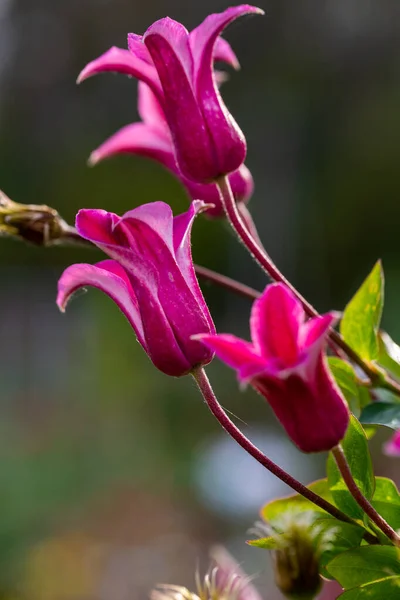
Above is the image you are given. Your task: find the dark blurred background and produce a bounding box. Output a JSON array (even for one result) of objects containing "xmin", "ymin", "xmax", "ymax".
[{"xmin": 0, "ymin": 0, "xmax": 399, "ymax": 598}]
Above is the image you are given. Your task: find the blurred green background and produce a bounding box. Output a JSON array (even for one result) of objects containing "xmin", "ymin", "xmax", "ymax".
[{"xmin": 0, "ymin": 0, "xmax": 399, "ymax": 598}]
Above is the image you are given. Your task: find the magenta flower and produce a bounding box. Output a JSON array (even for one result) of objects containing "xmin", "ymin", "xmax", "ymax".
[
  {"xmin": 88, "ymin": 81, "xmax": 254, "ymax": 218},
  {"xmin": 57, "ymin": 201, "xmax": 215, "ymax": 377},
  {"xmin": 384, "ymin": 430, "xmax": 400, "ymax": 457},
  {"xmin": 78, "ymin": 5, "xmax": 263, "ymax": 183},
  {"xmin": 196, "ymin": 283, "xmax": 349, "ymax": 453}
]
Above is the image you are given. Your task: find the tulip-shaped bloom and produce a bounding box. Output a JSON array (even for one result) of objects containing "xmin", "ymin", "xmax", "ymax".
[
  {"xmin": 78, "ymin": 5, "xmax": 263, "ymax": 183},
  {"xmin": 89, "ymin": 82, "xmax": 254, "ymax": 218},
  {"xmin": 384, "ymin": 430, "xmax": 400, "ymax": 457},
  {"xmin": 196, "ymin": 283, "xmax": 349, "ymax": 453},
  {"xmin": 57, "ymin": 201, "xmax": 215, "ymax": 377}
]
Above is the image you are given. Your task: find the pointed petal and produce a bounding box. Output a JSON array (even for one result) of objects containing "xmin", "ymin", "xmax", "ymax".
[
  {"xmin": 189, "ymin": 5, "xmax": 262, "ymax": 77},
  {"xmin": 118, "ymin": 204, "xmax": 214, "ymax": 363},
  {"xmin": 57, "ymin": 260, "xmax": 146, "ymax": 348},
  {"xmin": 172, "ymin": 201, "xmax": 215, "ymax": 334},
  {"xmin": 89, "ymin": 122, "xmax": 175, "ymax": 167},
  {"xmin": 299, "ymin": 312, "xmax": 339, "ymax": 352},
  {"xmin": 189, "ymin": 6, "xmax": 263, "ymax": 177},
  {"xmin": 144, "ymin": 17, "xmax": 193, "ymax": 80},
  {"xmin": 76, "ymin": 209, "xmax": 119, "ymax": 245},
  {"xmin": 250, "ymin": 283, "xmax": 304, "ymax": 366},
  {"xmin": 77, "ymin": 46, "xmax": 163, "ymax": 100},
  {"xmin": 137, "ymin": 81, "xmax": 168, "ymax": 128},
  {"xmin": 121, "ymin": 201, "xmax": 175, "ymax": 254},
  {"xmin": 213, "ymin": 37, "xmax": 240, "ymax": 69},
  {"xmin": 144, "ymin": 18, "xmax": 215, "ymax": 182},
  {"xmin": 127, "ymin": 33, "xmax": 152, "ymax": 63},
  {"xmin": 194, "ymin": 333, "xmax": 267, "ymax": 381}
]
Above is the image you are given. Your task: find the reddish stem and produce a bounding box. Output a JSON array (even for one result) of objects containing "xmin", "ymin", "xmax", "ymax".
[
  {"xmin": 192, "ymin": 366, "xmax": 378, "ymax": 543},
  {"xmin": 332, "ymin": 445, "xmax": 400, "ymax": 546}
]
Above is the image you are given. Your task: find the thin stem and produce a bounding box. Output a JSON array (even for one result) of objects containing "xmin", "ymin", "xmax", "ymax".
[
  {"xmin": 332, "ymin": 445, "xmax": 400, "ymax": 546},
  {"xmin": 216, "ymin": 176, "xmax": 400, "ymax": 396},
  {"xmin": 194, "ymin": 264, "xmax": 260, "ymax": 301},
  {"xmin": 192, "ymin": 366, "xmax": 378, "ymax": 543}
]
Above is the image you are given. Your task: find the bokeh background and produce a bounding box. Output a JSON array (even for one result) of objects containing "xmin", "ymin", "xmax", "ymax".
[{"xmin": 0, "ymin": 0, "xmax": 399, "ymax": 598}]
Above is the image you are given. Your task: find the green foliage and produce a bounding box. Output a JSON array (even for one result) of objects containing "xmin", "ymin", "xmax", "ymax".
[
  {"xmin": 371, "ymin": 477, "xmax": 400, "ymax": 531},
  {"xmin": 378, "ymin": 331, "xmax": 400, "ymax": 380},
  {"xmin": 316, "ymin": 520, "xmax": 365, "ymax": 577},
  {"xmin": 340, "ymin": 261, "xmax": 384, "ymax": 362},
  {"xmin": 360, "ymin": 402, "xmax": 400, "ymax": 431},
  {"xmin": 338, "ymin": 577, "xmax": 400, "ymax": 599},
  {"xmin": 261, "ymin": 479, "xmax": 334, "ymax": 522},
  {"xmin": 247, "ymin": 537, "xmax": 278, "ymax": 549},
  {"xmin": 327, "ymin": 416, "xmax": 375, "ymax": 519},
  {"xmin": 328, "ymin": 358, "xmax": 372, "ymax": 415},
  {"xmin": 326, "ymin": 546, "xmax": 400, "ymax": 588},
  {"xmin": 328, "ymin": 358, "xmax": 361, "ymax": 415}
]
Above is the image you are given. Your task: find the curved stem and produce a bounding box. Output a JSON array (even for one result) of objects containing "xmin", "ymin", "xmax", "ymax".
[
  {"xmin": 332, "ymin": 445, "xmax": 400, "ymax": 546},
  {"xmin": 216, "ymin": 176, "xmax": 400, "ymax": 397},
  {"xmin": 192, "ymin": 367, "xmax": 378, "ymax": 543}
]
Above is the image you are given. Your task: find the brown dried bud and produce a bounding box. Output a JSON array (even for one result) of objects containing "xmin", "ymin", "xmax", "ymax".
[{"xmin": 0, "ymin": 189, "xmax": 84, "ymax": 247}]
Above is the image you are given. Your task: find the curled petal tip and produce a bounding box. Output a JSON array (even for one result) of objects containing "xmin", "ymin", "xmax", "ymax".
[
  {"xmin": 192, "ymin": 200, "xmax": 216, "ymax": 215},
  {"xmin": 88, "ymin": 151, "xmax": 100, "ymax": 166}
]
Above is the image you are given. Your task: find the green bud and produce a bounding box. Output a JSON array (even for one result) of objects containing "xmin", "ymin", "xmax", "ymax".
[{"xmin": 255, "ymin": 511, "xmax": 334, "ymax": 600}]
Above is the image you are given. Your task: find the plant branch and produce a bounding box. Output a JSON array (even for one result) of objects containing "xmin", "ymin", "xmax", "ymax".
[
  {"xmin": 192, "ymin": 366, "xmax": 378, "ymax": 543},
  {"xmin": 332, "ymin": 445, "xmax": 400, "ymax": 546},
  {"xmin": 216, "ymin": 176, "xmax": 400, "ymax": 396}
]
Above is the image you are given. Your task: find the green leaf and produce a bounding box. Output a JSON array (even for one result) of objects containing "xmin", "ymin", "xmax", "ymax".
[
  {"xmin": 338, "ymin": 576, "xmax": 400, "ymax": 599},
  {"xmin": 371, "ymin": 477, "xmax": 400, "ymax": 530},
  {"xmin": 261, "ymin": 479, "xmax": 334, "ymax": 523},
  {"xmin": 328, "ymin": 357, "xmax": 362, "ymax": 415},
  {"xmin": 340, "ymin": 261, "xmax": 384, "ymax": 361},
  {"xmin": 360, "ymin": 402, "xmax": 400, "ymax": 431},
  {"xmin": 317, "ymin": 520, "xmax": 365, "ymax": 578},
  {"xmin": 246, "ymin": 537, "xmax": 278, "ymax": 549},
  {"xmin": 378, "ymin": 331, "xmax": 400, "ymax": 381},
  {"xmin": 327, "ymin": 416, "xmax": 375, "ymax": 519},
  {"xmin": 326, "ymin": 546, "xmax": 400, "ymax": 588}
]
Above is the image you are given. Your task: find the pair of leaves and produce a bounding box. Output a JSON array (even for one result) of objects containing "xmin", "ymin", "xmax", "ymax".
[{"xmin": 327, "ymin": 546, "xmax": 400, "ymax": 599}]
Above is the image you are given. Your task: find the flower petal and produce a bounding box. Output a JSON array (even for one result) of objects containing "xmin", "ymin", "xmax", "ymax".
[
  {"xmin": 89, "ymin": 122, "xmax": 174, "ymax": 167},
  {"xmin": 137, "ymin": 81, "xmax": 168, "ymax": 129},
  {"xmin": 250, "ymin": 283, "xmax": 304, "ymax": 365},
  {"xmin": 172, "ymin": 201, "xmax": 215, "ymax": 334},
  {"xmin": 127, "ymin": 33, "xmax": 152, "ymax": 63},
  {"xmin": 57, "ymin": 260, "xmax": 146, "ymax": 348},
  {"xmin": 210, "ymin": 546, "xmax": 263, "ymax": 600},
  {"xmin": 144, "ymin": 18, "xmax": 216, "ymax": 182},
  {"xmin": 77, "ymin": 46, "xmax": 163, "ymax": 100},
  {"xmin": 384, "ymin": 430, "xmax": 400, "ymax": 457},
  {"xmin": 189, "ymin": 6, "xmax": 263, "ymax": 177},
  {"xmin": 189, "ymin": 5, "xmax": 262, "ymax": 78},
  {"xmin": 213, "ymin": 37, "xmax": 240, "ymax": 69},
  {"xmin": 194, "ymin": 333, "xmax": 267, "ymax": 381},
  {"xmin": 299, "ymin": 312, "xmax": 339, "ymax": 358}
]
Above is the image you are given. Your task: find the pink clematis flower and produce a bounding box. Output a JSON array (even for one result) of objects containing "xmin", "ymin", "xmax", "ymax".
[
  {"xmin": 384, "ymin": 430, "xmax": 400, "ymax": 457},
  {"xmin": 196, "ymin": 283, "xmax": 350, "ymax": 453},
  {"xmin": 57, "ymin": 201, "xmax": 215, "ymax": 377},
  {"xmin": 89, "ymin": 81, "xmax": 254, "ymax": 218},
  {"xmin": 78, "ymin": 5, "xmax": 263, "ymax": 183}
]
